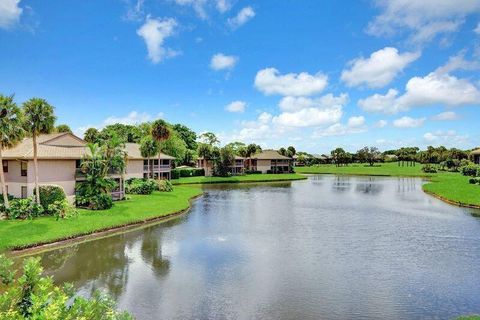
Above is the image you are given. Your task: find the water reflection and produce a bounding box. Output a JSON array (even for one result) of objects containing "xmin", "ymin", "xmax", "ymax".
[{"xmin": 24, "ymin": 176, "xmax": 480, "ymax": 320}]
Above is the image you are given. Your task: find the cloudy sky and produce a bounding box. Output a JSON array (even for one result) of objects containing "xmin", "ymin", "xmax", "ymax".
[{"xmin": 1, "ymin": 0, "xmax": 480, "ymax": 153}]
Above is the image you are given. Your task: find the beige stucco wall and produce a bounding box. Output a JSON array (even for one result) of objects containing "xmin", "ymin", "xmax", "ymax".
[
  {"xmin": 4, "ymin": 160, "xmax": 27, "ymax": 183},
  {"xmin": 125, "ymin": 160, "xmax": 144, "ymax": 179},
  {"xmin": 256, "ymin": 160, "xmax": 272, "ymax": 173},
  {"xmin": 27, "ymin": 160, "xmax": 77, "ymax": 199}
]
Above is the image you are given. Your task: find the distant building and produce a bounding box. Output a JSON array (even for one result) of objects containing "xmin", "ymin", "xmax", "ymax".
[
  {"xmin": 250, "ymin": 150, "xmax": 292, "ymax": 173},
  {"xmin": 471, "ymin": 148, "xmax": 480, "ymax": 164},
  {"xmin": 196, "ymin": 156, "xmax": 245, "ymax": 177}
]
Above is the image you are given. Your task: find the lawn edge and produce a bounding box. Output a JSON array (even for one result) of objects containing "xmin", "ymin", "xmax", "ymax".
[{"xmin": 172, "ymin": 174, "xmax": 308, "ymax": 185}]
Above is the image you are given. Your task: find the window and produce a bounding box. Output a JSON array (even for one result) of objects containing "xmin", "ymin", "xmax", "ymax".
[
  {"xmin": 21, "ymin": 186, "xmax": 27, "ymax": 199},
  {"xmin": 2, "ymin": 160, "xmax": 7, "ymax": 173},
  {"xmin": 143, "ymin": 159, "xmax": 148, "ymax": 165},
  {"xmin": 21, "ymin": 162, "xmax": 27, "ymax": 176}
]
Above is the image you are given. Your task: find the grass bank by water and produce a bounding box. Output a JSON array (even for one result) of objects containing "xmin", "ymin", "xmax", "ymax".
[
  {"xmin": 0, "ymin": 186, "xmax": 202, "ymax": 252},
  {"xmin": 172, "ymin": 173, "xmax": 307, "ymax": 185},
  {"xmin": 296, "ymin": 163, "xmax": 480, "ymax": 209}
]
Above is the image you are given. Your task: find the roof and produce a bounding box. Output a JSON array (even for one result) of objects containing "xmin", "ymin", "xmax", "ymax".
[
  {"xmin": 197, "ymin": 155, "xmax": 245, "ymax": 160},
  {"xmin": 471, "ymin": 148, "xmax": 480, "ymax": 155},
  {"xmin": 123, "ymin": 143, "xmax": 175, "ymax": 160},
  {"xmin": 252, "ymin": 149, "xmax": 292, "ymax": 160},
  {"xmin": 2, "ymin": 133, "xmax": 175, "ymax": 160}
]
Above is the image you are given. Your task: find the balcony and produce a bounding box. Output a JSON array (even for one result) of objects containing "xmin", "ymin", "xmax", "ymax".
[
  {"xmin": 143, "ymin": 165, "xmax": 171, "ymax": 172},
  {"xmin": 75, "ymin": 168, "xmax": 123, "ymax": 180}
]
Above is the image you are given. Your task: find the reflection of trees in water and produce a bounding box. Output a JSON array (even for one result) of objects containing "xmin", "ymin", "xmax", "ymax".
[
  {"xmin": 355, "ymin": 177, "xmax": 384, "ymax": 195},
  {"xmin": 396, "ymin": 177, "xmax": 417, "ymax": 193},
  {"xmin": 332, "ymin": 176, "xmax": 351, "ymax": 192},
  {"xmin": 140, "ymin": 228, "xmax": 170, "ymax": 279},
  {"xmin": 39, "ymin": 235, "xmax": 131, "ymax": 300}
]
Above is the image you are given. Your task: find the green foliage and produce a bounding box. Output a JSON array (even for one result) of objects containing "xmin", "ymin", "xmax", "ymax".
[
  {"xmin": 151, "ymin": 119, "xmax": 171, "ymax": 143},
  {"xmin": 468, "ymin": 178, "xmax": 480, "ymax": 185},
  {"xmin": 55, "ymin": 124, "xmax": 72, "ymax": 133},
  {"xmin": 172, "ymin": 168, "xmax": 205, "ymax": 178},
  {"xmin": 101, "ymin": 123, "xmax": 142, "ymax": 143},
  {"xmin": 161, "ymin": 133, "xmax": 187, "ymax": 166},
  {"xmin": 198, "ymin": 132, "xmax": 219, "ymax": 146},
  {"xmin": 6, "ymin": 198, "xmax": 44, "ymax": 220},
  {"xmin": 83, "ymin": 127, "xmax": 101, "ymax": 144},
  {"xmin": 77, "ymin": 193, "xmax": 113, "ymax": 210},
  {"xmin": 213, "ymin": 146, "xmax": 235, "ymax": 177},
  {"xmin": 0, "ymin": 255, "xmax": 133, "ymax": 319},
  {"xmin": 461, "ymin": 164, "xmax": 480, "ymax": 177},
  {"xmin": 125, "ymin": 178, "xmax": 157, "ymax": 195},
  {"xmin": 47, "ymin": 199, "xmax": 78, "ymax": 220},
  {"xmin": 34, "ymin": 185, "xmax": 67, "ymax": 215},
  {"xmin": 21, "ymin": 98, "xmax": 56, "ymax": 136},
  {"xmin": 331, "ymin": 148, "xmax": 352, "ymax": 166},
  {"xmin": 173, "ymin": 123, "xmax": 197, "ymax": 151},
  {"xmin": 157, "ymin": 179, "xmax": 173, "ymax": 192},
  {"xmin": 422, "ymin": 164, "xmax": 437, "ymax": 173},
  {"xmin": 356, "ymin": 146, "xmax": 381, "ymax": 166}
]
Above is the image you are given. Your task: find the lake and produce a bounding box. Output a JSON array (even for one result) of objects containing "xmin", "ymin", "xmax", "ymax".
[{"xmin": 29, "ymin": 175, "xmax": 480, "ymax": 320}]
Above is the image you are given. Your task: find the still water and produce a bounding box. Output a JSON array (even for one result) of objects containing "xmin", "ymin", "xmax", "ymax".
[{"xmin": 33, "ymin": 176, "xmax": 480, "ymax": 320}]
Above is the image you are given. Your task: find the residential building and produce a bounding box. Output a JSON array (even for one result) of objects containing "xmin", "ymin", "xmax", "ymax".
[
  {"xmin": 1, "ymin": 133, "xmax": 174, "ymax": 202},
  {"xmin": 196, "ymin": 156, "xmax": 245, "ymax": 176},
  {"xmin": 471, "ymin": 148, "xmax": 480, "ymax": 164},
  {"xmin": 250, "ymin": 150, "xmax": 292, "ymax": 173}
]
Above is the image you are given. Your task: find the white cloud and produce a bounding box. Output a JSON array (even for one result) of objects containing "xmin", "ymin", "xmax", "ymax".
[
  {"xmin": 431, "ymin": 111, "xmax": 459, "ymax": 121},
  {"xmin": 341, "ymin": 47, "xmax": 420, "ymax": 88},
  {"xmin": 375, "ymin": 120, "xmax": 388, "ymax": 128},
  {"xmin": 254, "ymin": 68, "xmax": 328, "ymax": 96},
  {"xmin": 423, "ymin": 130, "xmax": 468, "ymax": 145},
  {"xmin": 210, "ymin": 53, "xmax": 238, "ymax": 70},
  {"xmin": 174, "ymin": 0, "xmax": 208, "ymax": 19},
  {"xmin": 278, "ymin": 93, "xmax": 348, "ymax": 112},
  {"xmin": 225, "ymin": 100, "xmax": 246, "ymax": 113},
  {"xmin": 434, "ymin": 50, "xmax": 480, "ymax": 74},
  {"xmin": 272, "ymin": 106, "xmax": 343, "ymax": 128},
  {"xmin": 228, "ymin": 6, "xmax": 255, "ymax": 29},
  {"xmin": 393, "ymin": 116, "xmax": 425, "ymax": 128},
  {"xmin": 475, "ymin": 22, "xmax": 480, "ymax": 34},
  {"xmin": 367, "ymin": 0, "xmax": 480, "ymax": 43},
  {"xmin": 215, "ymin": 0, "xmax": 231, "ymax": 13},
  {"xmin": 0, "ymin": 0, "xmax": 23, "ymax": 29},
  {"xmin": 359, "ymin": 71, "xmax": 480, "ymax": 114},
  {"xmin": 347, "ymin": 116, "xmax": 365, "ymax": 128},
  {"xmin": 137, "ymin": 16, "xmax": 178, "ymax": 64},
  {"xmin": 123, "ymin": 0, "xmax": 145, "ymax": 21}
]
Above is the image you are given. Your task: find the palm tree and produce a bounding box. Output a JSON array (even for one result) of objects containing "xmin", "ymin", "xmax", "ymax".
[
  {"xmin": 245, "ymin": 143, "xmax": 260, "ymax": 170},
  {"xmin": 22, "ymin": 98, "xmax": 56, "ymax": 204},
  {"xmin": 0, "ymin": 95, "xmax": 24, "ymax": 210},
  {"xmin": 151, "ymin": 120, "xmax": 171, "ymax": 180},
  {"xmin": 140, "ymin": 136, "xmax": 160, "ymax": 178}
]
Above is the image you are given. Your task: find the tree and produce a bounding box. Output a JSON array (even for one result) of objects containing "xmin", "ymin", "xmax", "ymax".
[
  {"xmin": 140, "ymin": 136, "xmax": 160, "ymax": 178},
  {"xmin": 101, "ymin": 124, "xmax": 142, "ymax": 143},
  {"xmin": 0, "ymin": 254, "xmax": 133, "ymax": 319},
  {"xmin": 22, "ymin": 98, "xmax": 56, "ymax": 205},
  {"xmin": 225, "ymin": 141, "xmax": 246, "ymax": 154},
  {"xmin": 161, "ymin": 133, "xmax": 187, "ymax": 166},
  {"xmin": 197, "ymin": 143, "xmax": 212, "ymax": 160},
  {"xmin": 214, "ymin": 146, "xmax": 235, "ymax": 177},
  {"xmin": 331, "ymin": 148, "xmax": 350, "ymax": 167},
  {"xmin": 278, "ymin": 147, "xmax": 287, "ymax": 156},
  {"xmin": 198, "ymin": 132, "xmax": 219, "ymax": 146},
  {"xmin": 55, "ymin": 124, "xmax": 72, "ymax": 133},
  {"xmin": 287, "ymin": 146, "xmax": 296, "ymax": 157},
  {"xmin": 356, "ymin": 146, "xmax": 381, "ymax": 166},
  {"xmin": 245, "ymin": 143, "xmax": 261, "ymax": 170},
  {"xmin": 83, "ymin": 127, "xmax": 101, "ymax": 144},
  {"xmin": 151, "ymin": 119, "xmax": 171, "ymax": 179},
  {"xmin": 173, "ymin": 124, "xmax": 197, "ymax": 151},
  {"xmin": 0, "ymin": 95, "xmax": 24, "ymax": 209}
]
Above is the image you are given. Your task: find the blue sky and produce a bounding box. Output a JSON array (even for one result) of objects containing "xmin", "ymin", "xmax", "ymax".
[{"xmin": 1, "ymin": 0, "xmax": 480, "ymax": 153}]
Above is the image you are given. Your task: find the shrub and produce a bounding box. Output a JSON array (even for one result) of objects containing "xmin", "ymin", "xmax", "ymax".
[
  {"xmin": 77, "ymin": 193, "xmax": 113, "ymax": 210},
  {"xmin": 47, "ymin": 199, "xmax": 78, "ymax": 220},
  {"xmin": 157, "ymin": 179, "xmax": 173, "ymax": 192},
  {"xmin": 266, "ymin": 170, "xmax": 273, "ymax": 174},
  {"xmin": 245, "ymin": 170, "xmax": 262, "ymax": 174},
  {"xmin": 422, "ymin": 164, "xmax": 437, "ymax": 173},
  {"xmin": 35, "ymin": 185, "xmax": 67, "ymax": 215},
  {"xmin": 125, "ymin": 178, "xmax": 157, "ymax": 195},
  {"xmin": 0, "ymin": 254, "xmax": 133, "ymax": 319},
  {"xmin": 172, "ymin": 168, "xmax": 205, "ymax": 179},
  {"xmin": 461, "ymin": 165, "xmax": 479, "ymax": 177},
  {"xmin": 469, "ymin": 178, "xmax": 479, "ymax": 184},
  {"xmin": 6, "ymin": 198, "xmax": 44, "ymax": 220}
]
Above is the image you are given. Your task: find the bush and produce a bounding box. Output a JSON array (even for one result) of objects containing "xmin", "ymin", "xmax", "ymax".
[
  {"xmin": 461, "ymin": 165, "xmax": 479, "ymax": 177},
  {"xmin": 266, "ymin": 170, "xmax": 273, "ymax": 174},
  {"xmin": 245, "ymin": 170, "xmax": 262, "ymax": 174},
  {"xmin": 0, "ymin": 254, "xmax": 133, "ymax": 319},
  {"xmin": 469, "ymin": 178, "xmax": 479, "ymax": 184},
  {"xmin": 125, "ymin": 178, "xmax": 157, "ymax": 195},
  {"xmin": 157, "ymin": 179, "xmax": 173, "ymax": 192},
  {"xmin": 422, "ymin": 164, "xmax": 437, "ymax": 173},
  {"xmin": 172, "ymin": 168, "xmax": 205, "ymax": 179},
  {"xmin": 35, "ymin": 185, "xmax": 67, "ymax": 215},
  {"xmin": 47, "ymin": 199, "xmax": 78, "ymax": 220},
  {"xmin": 6, "ymin": 198, "xmax": 44, "ymax": 220},
  {"xmin": 77, "ymin": 193, "xmax": 113, "ymax": 210}
]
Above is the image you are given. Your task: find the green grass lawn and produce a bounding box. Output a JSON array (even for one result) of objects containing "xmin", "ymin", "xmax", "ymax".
[
  {"xmin": 0, "ymin": 186, "xmax": 202, "ymax": 252},
  {"xmin": 423, "ymin": 173, "xmax": 480, "ymax": 208},
  {"xmin": 295, "ymin": 162, "xmax": 430, "ymax": 177},
  {"xmin": 172, "ymin": 173, "xmax": 307, "ymax": 185}
]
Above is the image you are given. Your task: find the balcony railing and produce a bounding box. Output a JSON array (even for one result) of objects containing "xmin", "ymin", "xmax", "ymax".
[{"xmin": 143, "ymin": 165, "xmax": 171, "ymax": 172}]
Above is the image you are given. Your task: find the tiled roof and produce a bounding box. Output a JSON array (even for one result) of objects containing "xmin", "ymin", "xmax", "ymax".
[
  {"xmin": 471, "ymin": 148, "xmax": 480, "ymax": 155},
  {"xmin": 252, "ymin": 149, "xmax": 292, "ymax": 160},
  {"xmin": 2, "ymin": 133, "xmax": 175, "ymax": 160}
]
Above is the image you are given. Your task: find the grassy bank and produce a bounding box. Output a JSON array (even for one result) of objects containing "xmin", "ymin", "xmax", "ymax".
[
  {"xmin": 0, "ymin": 186, "xmax": 202, "ymax": 252},
  {"xmin": 296, "ymin": 163, "xmax": 480, "ymax": 208},
  {"xmin": 295, "ymin": 162, "xmax": 430, "ymax": 177},
  {"xmin": 172, "ymin": 173, "xmax": 307, "ymax": 185}
]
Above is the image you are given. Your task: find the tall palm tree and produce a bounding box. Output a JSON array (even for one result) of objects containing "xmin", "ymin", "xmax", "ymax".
[
  {"xmin": 245, "ymin": 143, "xmax": 259, "ymax": 170},
  {"xmin": 151, "ymin": 120, "xmax": 171, "ymax": 179},
  {"xmin": 0, "ymin": 95, "xmax": 24, "ymax": 210},
  {"xmin": 22, "ymin": 98, "xmax": 56, "ymax": 204},
  {"xmin": 140, "ymin": 136, "xmax": 160, "ymax": 178}
]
